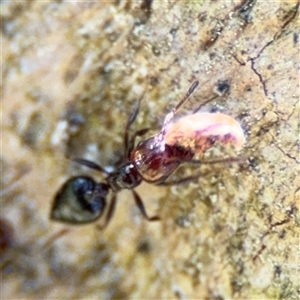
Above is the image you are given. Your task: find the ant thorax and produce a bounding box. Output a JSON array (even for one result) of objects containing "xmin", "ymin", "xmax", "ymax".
[{"xmin": 107, "ymin": 162, "xmax": 142, "ymax": 192}]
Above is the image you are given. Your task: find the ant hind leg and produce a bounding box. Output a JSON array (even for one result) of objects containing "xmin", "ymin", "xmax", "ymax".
[
  {"xmin": 132, "ymin": 190, "xmax": 160, "ymax": 221},
  {"xmin": 96, "ymin": 194, "xmax": 117, "ymax": 230},
  {"xmin": 43, "ymin": 228, "xmax": 71, "ymax": 249},
  {"xmin": 178, "ymin": 156, "xmax": 246, "ymax": 166},
  {"xmin": 159, "ymin": 156, "xmax": 246, "ymax": 186},
  {"xmin": 158, "ymin": 171, "xmax": 211, "ymax": 186}
]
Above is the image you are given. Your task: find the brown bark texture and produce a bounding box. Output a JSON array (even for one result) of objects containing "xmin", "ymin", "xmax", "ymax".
[{"xmin": 1, "ymin": 1, "xmax": 299, "ymax": 299}]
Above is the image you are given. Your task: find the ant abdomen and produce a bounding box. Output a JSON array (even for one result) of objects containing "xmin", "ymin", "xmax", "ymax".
[
  {"xmin": 132, "ymin": 137, "xmax": 193, "ymax": 182},
  {"xmin": 51, "ymin": 176, "xmax": 109, "ymax": 224}
]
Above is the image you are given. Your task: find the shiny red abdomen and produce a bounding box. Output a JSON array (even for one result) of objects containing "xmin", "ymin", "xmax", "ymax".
[{"xmin": 131, "ymin": 137, "xmax": 193, "ymax": 182}]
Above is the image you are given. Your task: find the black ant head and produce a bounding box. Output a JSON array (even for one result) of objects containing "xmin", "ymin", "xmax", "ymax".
[{"xmin": 51, "ymin": 176, "xmax": 110, "ymax": 224}]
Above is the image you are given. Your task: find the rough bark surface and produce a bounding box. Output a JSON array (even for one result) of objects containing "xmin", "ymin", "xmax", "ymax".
[{"xmin": 2, "ymin": 1, "xmax": 299, "ymax": 299}]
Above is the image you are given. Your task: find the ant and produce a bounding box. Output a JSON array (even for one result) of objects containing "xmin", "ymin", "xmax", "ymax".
[{"xmin": 51, "ymin": 80, "xmax": 245, "ymax": 228}]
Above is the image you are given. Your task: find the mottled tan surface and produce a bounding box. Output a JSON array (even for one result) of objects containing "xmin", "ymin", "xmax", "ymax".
[{"xmin": 1, "ymin": 1, "xmax": 299, "ymax": 299}]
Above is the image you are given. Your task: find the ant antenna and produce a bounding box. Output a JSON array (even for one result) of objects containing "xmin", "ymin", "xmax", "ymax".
[{"xmin": 157, "ymin": 81, "xmax": 199, "ymax": 145}]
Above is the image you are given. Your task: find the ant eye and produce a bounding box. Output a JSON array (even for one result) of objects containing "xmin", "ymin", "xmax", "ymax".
[{"xmin": 51, "ymin": 176, "xmax": 109, "ymax": 224}]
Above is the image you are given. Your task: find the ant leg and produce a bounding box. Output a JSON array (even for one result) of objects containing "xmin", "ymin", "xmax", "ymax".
[
  {"xmin": 160, "ymin": 81, "xmax": 199, "ymax": 135},
  {"xmin": 159, "ymin": 156, "xmax": 246, "ymax": 186},
  {"xmin": 72, "ymin": 158, "xmax": 110, "ymax": 174},
  {"xmin": 173, "ymin": 80, "xmax": 199, "ymax": 113},
  {"xmin": 177, "ymin": 156, "xmax": 246, "ymax": 165},
  {"xmin": 192, "ymin": 94, "xmax": 218, "ymax": 114},
  {"xmin": 126, "ymin": 127, "xmax": 150, "ymax": 159},
  {"xmin": 157, "ymin": 172, "xmax": 210, "ymax": 186},
  {"xmin": 124, "ymin": 92, "xmax": 146, "ymax": 158},
  {"xmin": 96, "ymin": 194, "xmax": 117, "ymax": 229},
  {"xmin": 132, "ymin": 190, "xmax": 160, "ymax": 221},
  {"xmin": 43, "ymin": 228, "xmax": 71, "ymax": 248}
]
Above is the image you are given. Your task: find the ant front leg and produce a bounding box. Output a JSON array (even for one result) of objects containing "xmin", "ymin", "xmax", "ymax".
[
  {"xmin": 132, "ymin": 190, "xmax": 160, "ymax": 221},
  {"xmin": 96, "ymin": 194, "xmax": 117, "ymax": 229},
  {"xmin": 124, "ymin": 92, "xmax": 146, "ymax": 158},
  {"xmin": 71, "ymin": 158, "xmax": 110, "ymax": 175}
]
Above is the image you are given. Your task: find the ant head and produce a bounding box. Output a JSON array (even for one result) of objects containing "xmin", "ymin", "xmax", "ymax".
[{"xmin": 51, "ymin": 176, "xmax": 110, "ymax": 224}]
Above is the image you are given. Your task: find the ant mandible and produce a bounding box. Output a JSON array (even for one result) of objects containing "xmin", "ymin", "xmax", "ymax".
[{"xmin": 51, "ymin": 80, "xmax": 245, "ymax": 228}]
